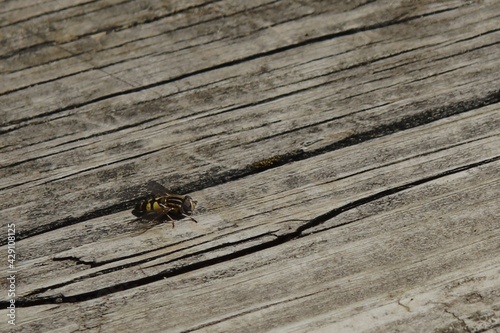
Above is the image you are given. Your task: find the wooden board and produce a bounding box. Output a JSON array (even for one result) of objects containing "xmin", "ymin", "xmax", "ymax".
[{"xmin": 1, "ymin": 0, "xmax": 499, "ymax": 332}]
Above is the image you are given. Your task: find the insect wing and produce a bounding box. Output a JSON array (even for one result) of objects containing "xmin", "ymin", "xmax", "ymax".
[{"xmin": 146, "ymin": 180, "xmax": 169, "ymax": 196}]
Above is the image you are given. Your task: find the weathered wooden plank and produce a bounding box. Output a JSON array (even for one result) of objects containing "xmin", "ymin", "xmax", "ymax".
[
  {"xmin": 2, "ymin": 102, "xmax": 498, "ymax": 264},
  {"xmin": 2, "ymin": 0, "xmax": 497, "ymax": 123},
  {"xmin": 0, "ymin": 0, "xmax": 499, "ymax": 332},
  {"xmin": 1, "ymin": 0, "xmax": 498, "ymax": 229},
  {"xmin": 3, "ymin": 159, "xmax": 498, "ymax": 332},
  {"xmin": 1, "ymin": 103, "xmax": 499, "ymax": 331}
]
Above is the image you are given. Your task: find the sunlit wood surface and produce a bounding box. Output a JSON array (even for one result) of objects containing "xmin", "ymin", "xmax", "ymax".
[{"xmin": 0, "ymin": 1, "xmax": 499, "ymax": 332}]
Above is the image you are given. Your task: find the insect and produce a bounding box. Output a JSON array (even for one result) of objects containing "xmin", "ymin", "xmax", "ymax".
[{"xmin": 132, "ymin": 181, "xmax": 198, "ymax": 227}]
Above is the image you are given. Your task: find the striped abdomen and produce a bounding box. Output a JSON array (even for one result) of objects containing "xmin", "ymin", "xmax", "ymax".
[{"xmin": 132, "ymin": 196, "xmax": 163, "ymax": 217}]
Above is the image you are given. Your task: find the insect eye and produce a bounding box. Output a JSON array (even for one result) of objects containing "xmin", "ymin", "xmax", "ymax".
[{"xmin": 182, "ymin": 196, "xmax": 195, "ymax": 214}]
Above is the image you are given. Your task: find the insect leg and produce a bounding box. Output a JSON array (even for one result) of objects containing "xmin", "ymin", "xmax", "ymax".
[
  {"xmin": 159, "ymin": 204, "xmax": 175, "ymax": 228},
  {"xmin": 148, "ymin": 214, "xmax": 163, "ymax": 224},
  {"xmin": 182, "ymin": 214, "xmax": 198, "ymax": 224},
  {"xmin": 165, "ymin": 214, "xmax": 175, "ymax": 228}
]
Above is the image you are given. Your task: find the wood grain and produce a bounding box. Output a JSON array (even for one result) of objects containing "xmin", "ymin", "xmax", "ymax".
[{"xmin": 1, "ymin": 0, "xmax": 499, "ymax": 332}]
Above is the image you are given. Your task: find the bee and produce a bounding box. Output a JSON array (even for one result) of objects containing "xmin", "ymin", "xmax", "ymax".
[{"xmin": 132, "ymin": 181, "xmax": 198, "ymax": 227}]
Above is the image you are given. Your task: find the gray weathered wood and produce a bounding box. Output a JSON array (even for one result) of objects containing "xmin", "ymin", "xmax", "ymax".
[{"xmin": 1, "ymin": 0, "xmax": 499, "ymax": 332}]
